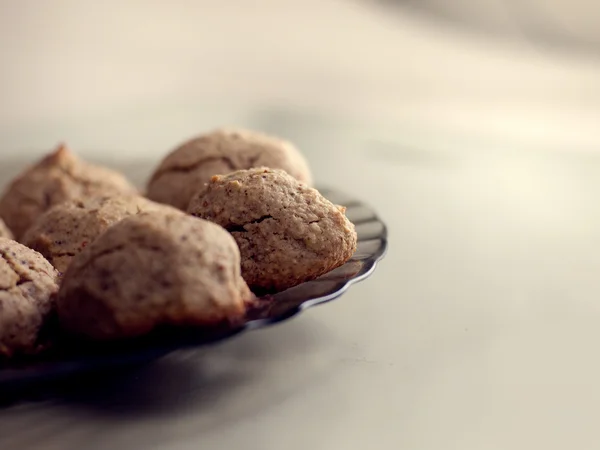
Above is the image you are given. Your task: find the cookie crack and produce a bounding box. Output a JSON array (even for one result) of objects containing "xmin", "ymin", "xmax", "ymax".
[
  {"xmin": 152, "ymin": 155, "xmax": 237, "ymax": 182},
  {"xmin": 0, "ymin": 248, "xmax": 34, "ymax": 287},
  {"xmin": 74, "ymin": 244, "xmax": 126, "ymax": 274},
  {"xmin": 225, "ymin": 215, "xmax": 274, "ymax": 233},
  {"xmin": 53, "ymin": 251, "xmax": 77, "ymax": 258}
]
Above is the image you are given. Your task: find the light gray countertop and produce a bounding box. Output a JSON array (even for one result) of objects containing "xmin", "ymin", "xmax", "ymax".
[{"xmin": 2, "ymin": 113, "xmax": 600, "ymax": 449}]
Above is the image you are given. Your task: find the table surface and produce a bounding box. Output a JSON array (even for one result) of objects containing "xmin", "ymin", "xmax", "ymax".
[{"xmin": 1, "ymin": 114, "xmax": 600, "ymax": 450}]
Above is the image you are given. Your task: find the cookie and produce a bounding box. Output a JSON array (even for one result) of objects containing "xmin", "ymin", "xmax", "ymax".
[
  {"xmin": 22, "ymin": 195, "xmax": 169, "ymax": 275},
  {"xmin": 147, "ymin": 128, "xmax": 312, "ymax": 210},
  {"xmin": 57, "ymin": 210, "xmax": 252, "ymax": 341},
  {"xmin": 0, "ymin": 144, "xmax": 137, "ymax": 240},
  {"xmin": 0, "ymin": 237, "xmax": 60, "ymax": 357},
  {"xmin": 0, "ymin": 218, "xmax": 12, "ymax": 240},
  {"xmin": 188, "ymin": 167, "xmax": 357, "ymax": 293}
]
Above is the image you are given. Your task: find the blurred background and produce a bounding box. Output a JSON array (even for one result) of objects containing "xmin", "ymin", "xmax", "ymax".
[
  {"xmin": 3, "ymin": 3, "xmax": 600, "ymax": 449},
  {"xmin": 0, "ymin": 0, "xmax": 599, "ymax": 160}
]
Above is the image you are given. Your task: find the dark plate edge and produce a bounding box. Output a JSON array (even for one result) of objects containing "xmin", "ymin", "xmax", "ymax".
[{"xmin": 0, "ymin": 188, "xmax": 388, "ymax": 390}]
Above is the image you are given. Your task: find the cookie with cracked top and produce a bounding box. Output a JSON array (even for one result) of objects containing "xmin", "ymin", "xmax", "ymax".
[
  {"xmin": 0, "ymin": 237, "xmax": 60, "ymax": 357},
  {"xmin": 0, "ymin": 144, "xmax": 137, "ymax": 240},
  {"xmin": 188, "ymin": 167, "xmax": 357, "ymax": 293},
  {"xmin": 57, "ymin": 210, "xmax": 253, "ymax": 341},
  {"xmin": 0, "ymin": 218, "xmax": 12, "ymax": 240},
  {"xmin": 22, "ymin": 194, "xmax": 171, "ymax": 275},
  {"xmin": 146, "ymin": 128, "xmax": 312, "ymax": 211}
]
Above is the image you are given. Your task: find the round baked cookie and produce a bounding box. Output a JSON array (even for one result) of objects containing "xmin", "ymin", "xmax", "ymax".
[
  {"xmin": 0, "ymin": 237, "xmax": 60, "ymax": 357},
  {"xmin": 188, "ymin": 167, "xmax": 358, "ymax": 293},
  {"xmin": 57, "ymin": 210, "xmax": 252, "ymax": 341},
  {"xmin": 147, "ymin": 128, "xmax": 312, "ymax": 211},
  {"xmin": 0, "ymin": 144, "xmax": 137, "ymax": 240},
  {"xmin": 22, "ymin": 195, "xmax": 170, "ymax": 275},
  {"xmin": 0, "ymin": 218, "xmax": 12, "ymax": 240}
]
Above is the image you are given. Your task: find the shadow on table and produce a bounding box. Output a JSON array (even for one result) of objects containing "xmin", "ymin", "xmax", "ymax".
[
  {"xmin": 0, "ymin": 315, "xmax": 334, "ymax": 418},
  {"xmin": 1, "ymin": 353, "xmax": 240, "ymax": 411}
]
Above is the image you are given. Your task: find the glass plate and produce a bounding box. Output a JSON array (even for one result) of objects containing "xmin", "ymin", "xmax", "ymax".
[{"xmin": 0, "ymin": 187, "xmax": 387, "ymax": 389}]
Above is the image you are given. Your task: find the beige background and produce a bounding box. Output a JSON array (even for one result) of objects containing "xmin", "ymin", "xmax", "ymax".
[{"xmin": 0, "ymin": 0, "xmax": 600, "ymax": 156}]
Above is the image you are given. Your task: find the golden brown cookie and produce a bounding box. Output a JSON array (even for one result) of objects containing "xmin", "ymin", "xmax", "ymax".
[
  {"xmin": 188, "ymin": 167, "xmax": 357, "ymax": 293},
  {"xmin": 57, "ymin": 210, "xmax": 252, "ymax": 341},
  {"xmin": 0, "ymin": 144, "xmax": 137, "ymax": 240},
  {"xmin": 22, "ymin": 195, "xmax": 170, "ymax": 275},
  {"xmin": 0, "ymin": 218, "xmax": 12, "ymax": 240},
  {"xmin": 0, "ymin": 237, "xmax": 60, "ymax": 357},
  {"xmin": 147, "ymin": 128, "xmax": 312, "ymax": 210}
]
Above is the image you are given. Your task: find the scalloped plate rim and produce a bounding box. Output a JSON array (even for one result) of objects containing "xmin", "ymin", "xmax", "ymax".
[
  {"xmin": 0, "ymin": 187, "xmax": 388, "ymax": 389},
  {"xmin": 245, "ymin": 230, "xmax": 388, "ymax": 330}
]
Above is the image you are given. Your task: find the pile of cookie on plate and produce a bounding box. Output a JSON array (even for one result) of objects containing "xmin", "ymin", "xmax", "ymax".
[{"xmin": 0, "ymin": 129, "xmax": 357, "ymax": 358}]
